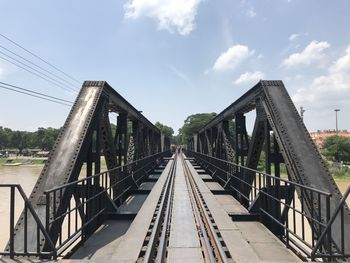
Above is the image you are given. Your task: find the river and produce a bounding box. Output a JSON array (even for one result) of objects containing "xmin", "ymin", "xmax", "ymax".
[{"xmin": 0, "ymin": 166, "xmax": 349, "ymax": 252}]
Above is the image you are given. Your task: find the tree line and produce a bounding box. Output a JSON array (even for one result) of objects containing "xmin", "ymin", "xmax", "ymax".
[
  {"xmin": 175, "ymin": 113, "xmax": 350, "ymax": 164},
  {"xmin": 322, "ymin": 135, "xmax": 350, "ymax": 163},
  {"xmin": 0, "ymin": 122, "xmax": 177, "ymax": 154},
  {"xmin": 1, "ymin": 115, "xmax": 349, "ymax": 165},
  {"xmin": 0, "ymin": 126, "xmax": 60, "ymax": 152}
]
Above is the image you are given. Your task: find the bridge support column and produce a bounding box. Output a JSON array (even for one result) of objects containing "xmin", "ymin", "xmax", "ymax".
[
  {"xmin": 261, "ymin": 120, "xmax": 285, "ymax": 236},
  {"xmin": 161, "ymin": 134, "xmax": 165, "ymax": 152},
  {"xmin": 84, "ymin": 106, "xmax": 104, "ymax": 241},
  {"xmin": 193, "ymin": 133, "xmax": 198, "ymax": 152},
  {"xmin": 232, "ymin": 114, "xmax": 249, "ymax": 201},
  {"xmin": 132, "ymin": 120, "xmax": 140, "ymax": 160},
  {"xmin": 235, "ymin": 113, "xmax": 249, "ymax": 167},
  {"xmin": 116, "ymin": 113, "xmax": 128, "ymax": 166}
]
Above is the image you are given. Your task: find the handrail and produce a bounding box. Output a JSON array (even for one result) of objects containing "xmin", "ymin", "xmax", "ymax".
[
  {"xmin": 1, "ymin": 151, "xmax": 169, "ymax": 259},
  {"xmin": 0, "ymin": 184, "xmax": 57, "ymax": 259},
  {"xmin": 42, "ymin": 150, "xmax": 170, "ymax": 257},
  {"xmin": 187, "ymin": 150, "xmax": 344, "ymax": 260},
  {"xmin": 45, "ymin": 151, "xmax": 167, "ymax": 193},
  {"xmin": 311, "ymin": 185, "xmax": 350, "ymax": 260},
  {"xmin": 192, "ymin": 151, "xmax": 331, "ymax": 196}
]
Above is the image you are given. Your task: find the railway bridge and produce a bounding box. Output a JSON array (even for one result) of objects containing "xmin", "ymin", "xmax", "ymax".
[{"xmin": 1, "ymin": 80, "xmax": 349, "ymax": 262}]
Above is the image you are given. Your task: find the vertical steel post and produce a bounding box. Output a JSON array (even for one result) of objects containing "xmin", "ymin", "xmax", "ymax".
[
  {"xmin": 326, "ymin": 197, "xmax": 332, "ymax": 260},
  {"xmin": 117, "ymin": 113, "xmax": 128, "ymax": 166},
  {"xmin": 335, "ymin": 109, "xmax": 340, "ymax": 134},
  {"xmin": 193, "ymin": 133, "xmax": 198, "ymax": 152},
  {"xmin": 161, "ymin": 133, "xmax": 165, "ymax": 152},
  {"xmin": 10, "ymin": 186, "xmax": 15, "ymax": 259}
]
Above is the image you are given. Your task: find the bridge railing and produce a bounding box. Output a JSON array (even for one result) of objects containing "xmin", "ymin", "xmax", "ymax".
[
  {"xmin": 43, "ymin": 150, "xmax": 171, "ymax": 257},
  {"xmin": 186, "ymin": 150, "xmax": 349, "ymax": 261},
  {"xmin": 311, "ymin": 185, "xmax": 350, "ymax": 260},
  {"xmin": 0, "ymin": 184, "xmax": 56, "ymax": 259}
]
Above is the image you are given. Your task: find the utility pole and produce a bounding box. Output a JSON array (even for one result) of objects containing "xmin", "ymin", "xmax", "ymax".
[
  {"xmin": 335, "ymin": 109, "xmax": 340, "ymax": 134},
  {"xmin": 300, "ymin": 106, "xmax": 305, "ymax": 122}
]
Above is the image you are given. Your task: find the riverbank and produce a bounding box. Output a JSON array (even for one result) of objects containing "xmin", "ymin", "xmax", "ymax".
[
  {"xmin": 0, "ymin": 157, "xmax": 108, "ymax": 168},
  {"xmin": 0, "ymin": 157, "xmax": 46, "ymax": 166}
]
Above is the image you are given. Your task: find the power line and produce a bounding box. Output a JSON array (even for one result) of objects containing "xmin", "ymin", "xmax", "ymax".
[
  {"xmin": 0, "ymin": 44, "xmax": 79, "ymax": 88},
  {"xmin": 0, "ymin": 55, "xmax": 77, "ymax": 94},
  {"xmin": 0, "ymin": 81, "xmax": 73, "ymax": 104},
  {"xmin": 0, "ymin": 33, "xmax": 81, "ymax": 84},
  {"xmin": 0, "ymin": 84, "xmax": 72, "ymax": 107},
  {"xmin": 0, "ymin": 51, "xmax": 78, "ymax": 93}
]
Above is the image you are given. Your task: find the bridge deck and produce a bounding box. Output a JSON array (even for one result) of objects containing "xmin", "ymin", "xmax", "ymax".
[
  {"xmin": 167, "ymin": 155, "xmax": 203, "ymax": 262},
  {"xmin": 187, "ymin": 159, "xmax": 299, "ymax": 262},
  {"xmin": 66, "ymin": 154, "xmax": 298, "ymax": 262},
  {"xmin": 70, "ymin": 158, "xmax": 174, "ymax": 261}
]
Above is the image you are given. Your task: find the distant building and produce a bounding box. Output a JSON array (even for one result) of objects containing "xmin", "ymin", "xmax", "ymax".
[{"xmin": 310, "ymin": 130, "xmax": 350, "ymax": 148}]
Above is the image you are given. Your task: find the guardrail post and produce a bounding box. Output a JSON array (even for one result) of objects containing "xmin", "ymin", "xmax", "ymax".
[
  {"xmin": 285, "ymin": 206, "xmax": 289, "ymax": 248},
  {"xmin": 326, "ymin": 196, "xmax": 331, "ymax": 261},
  {"xmin": 10, "ymin": 186, "xmax": 15, "ymax": 259}
]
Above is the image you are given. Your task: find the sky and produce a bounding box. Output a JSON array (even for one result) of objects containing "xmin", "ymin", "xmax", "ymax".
[{"xmin": 0, "ymin": 0, "xmax": 349, "ymax": 135}]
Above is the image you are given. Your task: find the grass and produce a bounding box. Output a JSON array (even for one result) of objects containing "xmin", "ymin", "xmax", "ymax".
[
  {"xmin": 329, "ymin": 165, "xmax": 350, "ymax": 181},
  {"xmin": 257, "ymin": 161, "xmax": 350, "ymax": 181}
]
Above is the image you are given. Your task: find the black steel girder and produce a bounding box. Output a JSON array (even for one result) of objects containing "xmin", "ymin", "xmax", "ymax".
[
  {"xmin": 10, "ymin": 81, "xmax": 168, "ymax": 254},
  {"xmin": 191, "ymin": 80, "xmax": 350, "ymax": 254}
]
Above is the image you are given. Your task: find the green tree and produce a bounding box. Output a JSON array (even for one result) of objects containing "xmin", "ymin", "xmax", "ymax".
[
  {"xmin": 34, "ymin": 127, "xmax": 60, "ymax": 150},
  {"xmin": 155, "ymin": 122, "xmax": 174, "ymax": 140},
  {"xmin": 10, "ymin": 131, "xmax": 33, "ymax": 153},
  {"xmin": 4, "ymin": 128, "xmax": 13, "ymax": 149},
  {"xmin": 178, "ymin": 113, "xmax": 217, "ymax": 144},
  {"xmin": 322, "ymin": 135, "xmax": 350, "ymax": 163},
  {"xmin": 0, "ymin": 126, "xmax": 60, "ymax": 152},
  {"xmin": 172, "ymin": 134, "xmax": 181, "ymax": 145},
  {"xmin": 0, "ymin": 127, "xmax": 11, "ymax": 149}
]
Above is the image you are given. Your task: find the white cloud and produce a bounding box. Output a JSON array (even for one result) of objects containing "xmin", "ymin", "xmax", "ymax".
[
  {"xmin": 282, "ymin": 40, "xmax": 330, "ymax": 67},
  {"xmin": 234, "ymin": 71, "xmax": 265, "ymax": 85},
  {"xmin": 240, "ymin": 0, "xmax": 257, "ymax": 18},
  {"xmin": 289, "ymin": 33, "xmax": 299, "ymax": 41},
  {"xmin": 213, "ymin": 45, "xmax": 255, "ymax": 71},
  {"xmin": 293, "ymin": 44, "xmax": 350, "ymax": 106},
  {"xmin": 124, "ymin": 0, "xmax": 202, "ymax": 35},
  {"xmin": 246, "ymin": 7, "xmax": 256, "ymax": 17},
  {"xmin": 221, "ymin": 18, "xmax": 233, "ymax": 47}
]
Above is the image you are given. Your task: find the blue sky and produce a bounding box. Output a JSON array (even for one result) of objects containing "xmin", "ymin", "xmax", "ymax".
[{"xmin": 0, "ymin": 0, "xmax": 349, "ymax": 134}]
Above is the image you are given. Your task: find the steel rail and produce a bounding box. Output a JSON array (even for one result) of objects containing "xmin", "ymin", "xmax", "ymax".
[
  {"xmin": 183, "ymin": 157, "xmax": 216, "ymax": 262},
  {"xmin": 155, "ymin": 157, "xmax": 176, "ymax": 263},
  {"xmin": 142, "ymin": 155, "xmax": 177, "ymax": 262},
  {"xmin": 182, "ymin": 155, "xmax": 230, "ymax": 263}
]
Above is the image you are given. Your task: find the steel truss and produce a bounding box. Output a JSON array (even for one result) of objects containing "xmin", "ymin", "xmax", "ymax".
[
  {"xmin": 9, "ymin": 81, "xmax": 170, "ymax": 255},
  {"xmin": 188, "ymin": 80, "xmax": 350, "ymax": 259}
]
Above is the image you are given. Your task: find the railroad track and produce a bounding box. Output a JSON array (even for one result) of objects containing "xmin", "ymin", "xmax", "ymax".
[
  {"xmin": 183, "ymin": 155, "xmax": 232, "ymax": 263},
  {"xmin": 137, "ymin": 153, "xmax": 232, "ymax": 263},
  {"xmin": 137, "ymin": 153, "xmax": 177, "ymax": 262}
]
